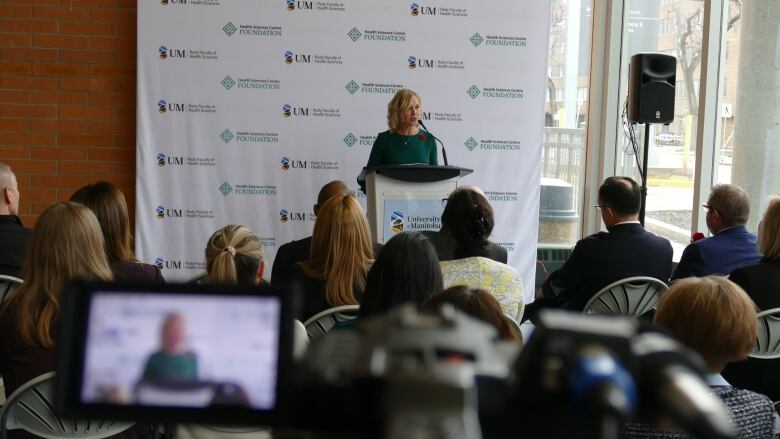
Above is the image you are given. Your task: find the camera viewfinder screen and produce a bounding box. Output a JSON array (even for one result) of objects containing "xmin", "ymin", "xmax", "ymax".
[{"xmin": 80, "ymin": 292, "xmax": 280, "ymax": 410}]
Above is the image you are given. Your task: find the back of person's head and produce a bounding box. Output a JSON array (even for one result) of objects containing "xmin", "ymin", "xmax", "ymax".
[
  {"xmin": 423, "ymin": 286, "xmax": 519, "ymax": 341},
  {"xmin": 359, "ymin": 232, "xmax": 443, "ymax": 318},
  {"xmin": 314, "ymin": 180, "xmax": 349, "ymax": 215},
  {"xmin": 300, "ymin": 194, "xmax": 373, "ymax": 306},
  {"xmin": 441, "ymin": 188, "xmax": 495, "ymax": 257},
  {"xmin": 205, "ymin": 224, "xmax": 263, "ymax": 284},
  {"xmin": 707, "ymin": 184, "xmax": 750, "ymax": 227},
  {"xmin": 70, "ymin": 181, "xmax": 134, "ymax": 264},
  {"xmin": 654, "ymin": 276, "xmax": 757, "ymax": 372},
  {"xmin": 0, "ymin": 162, "xmax": 19, "ymax": 215},
  {"xmin": 598, "ymin": 176, "xmax": 641, "ymax": 217},
  {"xmin": 758, "ymin": 197, "xmax": 780, "ymax": 259},
  {"xmin": 0, "ymin": 202, "xmax": 112, "ymax": 347}
]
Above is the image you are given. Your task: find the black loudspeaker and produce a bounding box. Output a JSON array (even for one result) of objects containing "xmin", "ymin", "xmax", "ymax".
[{"xmin": 628, "ymin": 53, "xmax": 676, "ymax": 124}]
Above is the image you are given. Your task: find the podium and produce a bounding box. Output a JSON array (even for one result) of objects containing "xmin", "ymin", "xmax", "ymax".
[{"xmin": 358, "ymin": 165, "xmax": 473, "ymax": 244}]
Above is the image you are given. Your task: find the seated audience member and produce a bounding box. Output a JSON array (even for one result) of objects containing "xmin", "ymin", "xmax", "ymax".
[
  {"xmin": 359, "ymin": 231, "xmax": 443, "ymax": 319},
  {"xmin": 524, "ymin": 177, "xmax": 673, "ymax": 321},
  {"xmin": 284, "ymin": 194, "xmax": 373, "ymax": 321},
  {"xmin": 0, "ymin": 203, "xmax": 144, "ymax": 439},
  {"xmin": 723, "ymin": 197, "xmax": 780, "ymax": 403},
  {"xmin": 423, "ymin": 286, "xmax": 520, "ymax": 341},
  {"xmin": 0, "ymin": 162, "xmax": 31, "ymax": 278},
  {"xmin": 435, "ymin": 189, "xmax": 524, "ymax": 320},
  {"xmin": 620, "ymin": 276, "xmax": 776, "ymax": 438},
  {"xmin": 271, "ymin": 180, "xmax": 349, "ymax": 283},
  {"xmin": 671, "ymin": 184, "xmax": 760, "ymax": 280},
  {"xmin": 70, "ymin": 182, "xmax": 164, "ymax": 283},
  {"xmin": 423, "ymin": 186, "xmax": 507, "ymax": 263},
  {"xmin": 205, "ymin": 224, "xmax": 264, "ymax": 284}
]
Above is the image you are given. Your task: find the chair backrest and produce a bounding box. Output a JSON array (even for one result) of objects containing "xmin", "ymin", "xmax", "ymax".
[
  {"xmin": 504, "ymin": 313, "xmax": 522, "ymax": 340},
  {"xmin": 303, "ymin": 305, "xmax": 360, "ymax": 339},
  {"xmin": 583, "ymin": 276, "xmax": 668, "ymax": 316},
  {"xmin": 0, "ymin": 275, "xmax": 22, "ymax": 303},
  {"xmin": 749, "ymin": 307, "xmax": 780, "ymax": 360},
  {"xmin": 0, "ymin": 372, "xmax": 135, "ymax": 439}
]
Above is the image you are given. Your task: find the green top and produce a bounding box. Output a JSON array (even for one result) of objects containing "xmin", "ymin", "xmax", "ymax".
[
  {"xmin": 366, "ymin": 130, "xmax": 438, "ymax": 167},
  {"xmin": 141, "ymin": 351, "xmax": 198, "ymax": 383}
]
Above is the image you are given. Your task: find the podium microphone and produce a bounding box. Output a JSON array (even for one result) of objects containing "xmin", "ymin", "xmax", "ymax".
[{"xmin": 418, "ymin": 120, "xmax": 449, "ymax": 166}]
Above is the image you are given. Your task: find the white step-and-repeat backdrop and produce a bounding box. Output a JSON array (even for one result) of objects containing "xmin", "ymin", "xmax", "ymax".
[{"xmin": 137, "ymin": 0, "xmax": 551, "ymax": 303}]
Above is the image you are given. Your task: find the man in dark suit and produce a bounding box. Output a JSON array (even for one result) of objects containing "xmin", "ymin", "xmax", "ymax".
[
  {"xmin": 0, "ymin": 163, "xmax": 31, "ymax": 278},
  {"xmin": 523, "ymin": 176, "xmax": 673, "ymax": 321},
  {"xmin": 422, "ymin": 186, "xmax": 507, "ymax": 263},
  {"xmin": 671, "ymin": 184, "xmax": 761, "ymax": 280}
]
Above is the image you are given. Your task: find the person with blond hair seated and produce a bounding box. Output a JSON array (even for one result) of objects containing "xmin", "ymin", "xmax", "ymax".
[
  {"xmin": 724, "ymin": 196, "xmax": 780, "ymax": 405},
  {"xmin": 282, "ymin": 194, "xmax": 373, "ymax": 321},
  {"xmin": 620, "ymin": 276, "xmax": 776, "ymax": 438},
  {"xmin": 70, "ymin": 181, "xmax": 164, "ymax": 283},
  {"xmin": 205, "ymin": 224, "xmax": 265, "ymax": 285},
  {"xmin": 0, "ymin": 203, "xmax": 143, "ymax": 438}
]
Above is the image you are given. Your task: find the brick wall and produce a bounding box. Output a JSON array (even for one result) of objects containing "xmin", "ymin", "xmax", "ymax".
[{"xmin": 0, "ymin": 0, "xmax": 136, "ymax": 227}]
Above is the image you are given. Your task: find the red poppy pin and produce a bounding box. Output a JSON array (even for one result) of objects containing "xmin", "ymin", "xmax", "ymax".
[{"xmin": 418, "ymin": 134, "xmax": 426, "ymax": 141}]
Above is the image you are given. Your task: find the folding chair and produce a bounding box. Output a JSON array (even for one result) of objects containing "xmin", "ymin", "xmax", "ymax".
[
  {"xmin": 303, "ymin": 305, "xmax": 360, "ymax": 339},
  {"xmin": 583, "ymin": 276, "xmax": 667, "ymax": 316}
]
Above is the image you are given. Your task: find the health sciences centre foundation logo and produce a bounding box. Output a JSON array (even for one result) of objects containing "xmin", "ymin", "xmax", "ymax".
[
  {"xmin": 464, "ymin": 137, "xmax": 522, "ymax": 151},
  {"xmin": 218, "ymin": 182, "xmax": 277, "ymax": 197},
  {"xmin": 347, "ymin": 27, "xmax": 406, "ymax": 42},
  {"xmin": 220, "ymin": 75, "xmax": 280, "ymax": 91},
  {"xmin": 469, "ymin": 32, "xmax": 527, "ymax": 48},
  {"xmin": 345, "ymin": 80, "xmax": 403, "ymax": 95},
  {"xmin": 466, "ymin": 86, "xmax": 524, "ymax": 100},
  {"xmin": 219, "ymin": 129, "xmax": 279, "ymax": 145},
  {"xmin": 223, "ymin": 22, "xmax": 282, "ymax": 37},
  {"xmin": 343, "ymin": 132, "xmax": 376, "ymax": 148}
]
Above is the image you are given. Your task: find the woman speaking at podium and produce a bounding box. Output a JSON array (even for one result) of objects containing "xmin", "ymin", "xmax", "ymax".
[{"xmin": 366, "ymin": 88, "xmax": 438, "ymax": 166}]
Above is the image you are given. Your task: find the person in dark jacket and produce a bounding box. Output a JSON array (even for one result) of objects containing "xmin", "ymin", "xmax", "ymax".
[
  {"xmin": 523, "ymin": 177, "xmax": 673, "ymax": 321},
  {"xmin": 0, "ymin": 163, "xmax": 31, "ymax": 279}
]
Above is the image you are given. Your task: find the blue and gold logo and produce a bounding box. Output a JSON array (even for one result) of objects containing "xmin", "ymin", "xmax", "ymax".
[
  {"xmin": 284, "ymin": 50, "xmax": 294, "ymax": 64},
  {"xmin": 282, "ymin": 104, "xmax": 292, "ymax": 117},
  {"xmin": 155, "ymin": 205, "xmax": 165, "ymax": 219},
  {"xmin": 410, "ymin": 3, "xmax": 419, "ymax": 16},
  {"xmin": 159, "ymin": 46, "xmax": 167, "ymax": 59},
  {"xmin": 280, "ymin": 156, "xmax": 290, "ymax": 171},
  {"xmin": 157, "ymin": 99, "xmax": 167, "ymax": 113},
  {"xmin": 408, "ymin": 56, "xmax": 417, "ymax": 69},
  {"xmin": 156, "ymin": 153, "xmax": 166, "ymax": 167},
  {"xmin": 286, "ymin": 0, "xmax": 295, "ymax": 10},
  {"xmin": 279, "ymin": 209, "xmax": 289, "ymax": 222},
  {"xmin": 154, "ymin": 257, "xmax": 164, "ymax": 269},
  {"xmin": 390, "ymin": 210, "xmax": 405, "ymax": 234}
]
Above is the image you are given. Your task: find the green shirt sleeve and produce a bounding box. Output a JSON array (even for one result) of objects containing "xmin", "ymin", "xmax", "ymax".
[{"xmin": 366, "ymin": 133, "xmax": 387, "ymax": 167}]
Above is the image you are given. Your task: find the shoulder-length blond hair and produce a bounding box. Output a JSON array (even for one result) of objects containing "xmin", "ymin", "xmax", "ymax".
[
  {"xmin": 387, "ymin": 88, "xmax": 420, "ymax": 134},
  {"xmin": 205, "ymin": 224, "xmax": 264, "ymax": 284},
  {"xmin": 70, "ymin": 181, "xmax": 135, "ymax": 264},
  {"xmin": 299, "ymin": 194, "xmax": 373, "ymax": 306},
  {"xmin": 758, "ymin": 197, "xmax": 780, "ymax": 259},
  {"xmin": 0, "ymin": 202, "xmax": 113, "ymax": 347}
]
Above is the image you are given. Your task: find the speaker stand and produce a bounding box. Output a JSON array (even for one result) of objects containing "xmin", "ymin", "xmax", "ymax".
[{"xmin": 639, "ymin": 123, "xmax": 650, "ymax": 226}]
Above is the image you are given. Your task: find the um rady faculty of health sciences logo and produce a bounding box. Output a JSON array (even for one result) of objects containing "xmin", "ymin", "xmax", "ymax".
[
  {"xmin": 282, "ymin": 104, "xmax": 341, "ymax": 118},
  {"xmin": 161, "ymin": 0, "xmax": 220, "ymax": 7},
  {"xmin": 408, "ymin": 55, "xmax": 464, "ymax": 70},
  {"xmin": 159, "ymin": 45, "xmax": 217, "ymax": 61},
  {"xmin": 469, "ymin": 32, "xmax": 528, "ymax": 48},
  {"xmin": 279, "ymin": 209, "xmax": 313, "ymax": 223},
  {"xmin": 157, "ymin": 98, "xmax": 216, "ymax": 114},
  {"xmin": 280, "ymin": 156, "xmax": 338, "ymax": 171},
  {"xmin": 284, "ymin": 50, "xmax": 343, "ymax": 65},
  {"xmin": 155, "ymin": 152, "xmax": 216, "ymax": 167},
  {"xmin": 286, "ymin": 0, "xmax": 346, "ymax": 12},
  {"xmin": 223, "ymin": 22, "xmax": 282, "ymax": 37},
  {"xmin": 410, "ymin": 2, "xmax": 467, "ymax": 17},
  {"xmin": 155, "ymin": 205, "xmax": 215, "ymax": 220}
]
